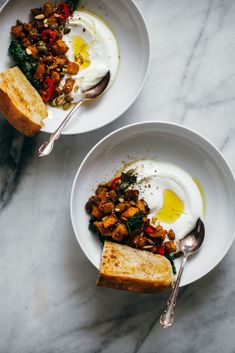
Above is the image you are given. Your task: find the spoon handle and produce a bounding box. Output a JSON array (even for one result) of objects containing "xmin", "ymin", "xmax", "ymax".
[
  {"xmin": 160, "ymin": 255, "xmax": 187, "ymax": 328},
  {"xmin": 38, "ymin": 99, "xmax": 84, "ymax": 157}
]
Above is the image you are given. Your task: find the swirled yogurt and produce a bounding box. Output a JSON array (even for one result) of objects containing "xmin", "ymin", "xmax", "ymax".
[
  {"xmin": 62, "ymin": 10, "xmax": 119, "ymax": 100},
  {"xmin": 124, "ymin": 160, "xmax": 204, "ymax": 239}
]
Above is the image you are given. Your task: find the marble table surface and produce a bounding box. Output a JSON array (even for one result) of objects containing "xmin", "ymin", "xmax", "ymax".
[{"xmin": 1, "ymin": 0, "xmax": 235, "ymax": 352}]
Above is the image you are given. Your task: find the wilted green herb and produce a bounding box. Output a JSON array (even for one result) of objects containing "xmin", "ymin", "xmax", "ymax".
[
  {"xmin": 89, "ymin": 219, "xmax": 104, "ymax": 244},
  {"xmin": 118, "ymin": 170, "xmax": 137, "ymax": 193},
  {"xmin": 165, "ymin": 254, "xmax": 177, "ymax": 275},
  {"xmin": 66, "ymin": 0, "xmax": 80, "ymax": 12},
  {"xmin": 125, "ymin": 212, "xmax": 144, "ymax": 234},
  {"xmin": 8, "ymin": 40, "xmax": 41, "ymax": 90}
]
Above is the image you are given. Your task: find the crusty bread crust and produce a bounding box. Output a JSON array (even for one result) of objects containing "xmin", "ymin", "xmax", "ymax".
[
  {"xmin": 97, "ymin": 242, "xmax": 175, "ymax": 293},
  {"xmin": 0, "ymin": 89, "xmax": 42, "ymax": 137},
  {"xmin": 97, "ymin": 273, "xmax": 172, "ymax": 293},
  {"xmin": 0, "ymin": 67, "xmax": 47, "ymax": 137}
]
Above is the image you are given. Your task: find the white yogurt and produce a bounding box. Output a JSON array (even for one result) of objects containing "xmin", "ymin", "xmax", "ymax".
[
  {"xmin": 124, "ymin": 160, "xmax": 204, "ymax": 239},
  {"xmin": 62, "ymin": 10, "xmax": 119, "ymax": 99}
]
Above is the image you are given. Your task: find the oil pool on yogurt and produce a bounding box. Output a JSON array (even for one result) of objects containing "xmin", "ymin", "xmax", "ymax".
[
  {"xmin": 62, "ymin": 10, "xmax": 120, "ymax": 100},
  {"xmin": 124, "ymin": 160, "xmax": 204, "ymax": 239}
]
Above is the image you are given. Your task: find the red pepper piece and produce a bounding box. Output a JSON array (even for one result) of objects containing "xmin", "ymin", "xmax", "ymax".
[
  {"xmin": 41, "ymin": 78, "xmax": 54, "ymax": 102},
  {"xmin": 57, "ymin": 3, "xmax": 71, "ymax": 21},
  {"xmin": 111, "ymin": 177, "xmax": 121, "ymax": 190},
  {"xmin": 156, "ymin": 247, "xmax": 165, "ymax": 256},
  {"xmin": 41, "ymin": 29, "xmax": 56, "ymax": 47},
  {"xmin": 144, "ymin": 225, "xmax": 156, "ymax": 234}
]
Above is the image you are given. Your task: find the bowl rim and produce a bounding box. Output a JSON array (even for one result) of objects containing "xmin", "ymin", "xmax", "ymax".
[
  {"xmin": 70, "ymin": 120, "xmax": 235, "ymax": 286},
  {"xmin": 0, "ymin": 0, "xmax": 151, "ymax": 135},
  {"xmin": 62, "ymin": 0, "xmax": 151, "ymax": 135}
]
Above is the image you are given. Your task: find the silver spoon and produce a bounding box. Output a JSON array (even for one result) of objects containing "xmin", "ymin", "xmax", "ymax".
[
  {"xmin": 38, "ymin": 71, "xmax": 111, "ymax": 157},
  {"xmin": 160, "ymin": 218, "xmax": 205, "ymax": 328}
]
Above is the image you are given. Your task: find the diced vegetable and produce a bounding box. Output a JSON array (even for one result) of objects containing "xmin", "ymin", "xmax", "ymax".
[
  {"xmin": 11, "ymin": 25, "xmax": 24, "ymax": 38},
  {"xmin": 111, "ymin": 177, "xmax": 121, "ymax": 190},
  {"xmin": 50, "ymin": 70, "xmax": 60, "ymax": 83},
  {"xmin": 91, "ymin": 205, "xmax": 103, "ymax": 219},
  {"xmin": 124, "ymin": 189, "xmax": 139, "ymax": 201},
  {"xmin": 167, "ymin": 229, "xmax": 176, "ymax": 240},
  {"xmin": 132, "ymin": 234, "xmax": 147, "ymax": 249},
  {"xmin": 41, "ymin": 77, "xmax": 54, "ymax": 102},
  {"xmin": 34, "ymin": 63, "xmax": 45, "ymax": 82},
  {"xmin": 26, "ymin": 45, "xmax": 39, "ymax": 59},
  {"xmin": 41, "ymin": 29, "xmax": 56, "ymax": 46},
  {"xmin": 115, "ymin": 202, "xmax": 130, "ymax": 212},
  {"xmin": 93, "ymin": 221, "xmax": 111, "ymax": 237},
  {"xmin": 108, "ymin": 190, "xmax": 118, "ymax": 202},
  {"xmin": 144, "ymin": 225, "xmax": 156, "ymax": 234},
  {"xmin": 62, "ymin": 78, "xmax": 75, "ymax": 94},
  {"xmin": 96, "ymin": 188, "xmax": 108, "ymax": 202},
  {"xmin": 164, "ymin": 241, "xmax": 177, "ymax": 254},
  {"xmin": 52, "ymin": 39, "xmax": 69, "ymax": 55},
  {"xmin": 57, "ymin": 3, "xmax": 71, "ymax": 21},
  {"xmin": 103, "ymin": 215, "xmax": 118, "ymax": 229},
  {"xmin": 43, "ymin": 3, "xmax": 54, "ymax": 18},
  {"xmin": 98, "ymin": 202, "xmax": 115, "ymax": 214},
  {"xmin": 111, "ymin": 224, "xmax": 128, "ymax": 241},
  {"xmin": 122, "ymin": 206, "xmax": 139, "ymax": 219},
  {"xmin": 152, "ymin": 246, "xmax": 165, "ymax": 256},
  {"xmin": 136, "ymin": 199, "xmax": 149, "ymax": 214},
  {"xmin": 66, "ymin": 61, "xmax": 79, "ymax": 75}
]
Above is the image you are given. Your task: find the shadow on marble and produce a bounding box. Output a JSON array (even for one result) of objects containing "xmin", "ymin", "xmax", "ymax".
[
  {"xmin": 55, "ymin": 219, "xmax": 220, "ymax": 353},
  {"xmin": 0, "ymin": 116, "xmax": 39, "ymax": 210}
]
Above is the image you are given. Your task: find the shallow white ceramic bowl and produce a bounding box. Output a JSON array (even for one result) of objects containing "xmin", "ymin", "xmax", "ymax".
[
  {"xmin": 71, "ymin": 122, "xmax": 235, "ymax": 287},
  {"xmin": 0, "ymin": 0, "xmax": 150, "ymax": 134}
]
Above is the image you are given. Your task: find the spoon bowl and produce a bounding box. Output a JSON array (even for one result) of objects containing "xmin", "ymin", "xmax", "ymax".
[
  {"xmin": 177, "ymin": 218, "xmax": 205, "ymax": 256},
  {"xmin": 38, "ymin": 71, "xmax": 111, "ymax": 157},
  {"xmin": 83, "ymin": 72, "xmax": 111, "ymax": 100}
]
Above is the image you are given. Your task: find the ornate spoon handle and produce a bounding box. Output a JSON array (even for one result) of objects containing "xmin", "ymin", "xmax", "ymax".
[
  {"xmin": 38, "ymin": 99, "xmax": 84, "ymax": 157},
  {"xmin": 160, "ymin": 256, "xmax": 187, "ymax": 328}
]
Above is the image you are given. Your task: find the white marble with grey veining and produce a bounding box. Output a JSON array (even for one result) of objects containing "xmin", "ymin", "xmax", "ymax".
[{"xmin": 1, "ymin": 0, "xmax": 235, "ymax": 352}]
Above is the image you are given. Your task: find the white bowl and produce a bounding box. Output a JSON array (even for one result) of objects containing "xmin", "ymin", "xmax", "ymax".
[
  {"xmin": 0, "ymin": 0, "xmax": 150, "ymax": 134},
  {"xmin": 70, "ymin": 122, "xmax": 235, "ymax": 287}
]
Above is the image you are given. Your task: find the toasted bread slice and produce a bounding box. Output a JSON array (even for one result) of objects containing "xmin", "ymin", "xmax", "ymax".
[
  {"xmin": 0, "ymin": 66, "xmax": 47, "ymax": 137},
  {"xmin": 97, "ymin": 241, "xmax": 175, "ymax": 293}
]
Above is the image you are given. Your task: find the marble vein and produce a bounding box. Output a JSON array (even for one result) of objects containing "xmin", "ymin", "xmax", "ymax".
[
  {"xmin": 0, "ymin": 119, "xmax": 24, "ymax": 209},
  {"xmin": 133, "ymin": 286, "xmax": 188, "ymax": 353},
  {"xmin": 180, "ymin": 0, "xmax": 214, "ymax": 88}
]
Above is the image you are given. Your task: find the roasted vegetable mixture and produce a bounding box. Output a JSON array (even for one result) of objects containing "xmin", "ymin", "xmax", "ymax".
[
  {"xmin": 9, "ymin": 0, "xmax": 79, "ymax": 107},
  {"xmin": 86, "ymin": 170, "xmax": 178, "ymax": 273}
]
